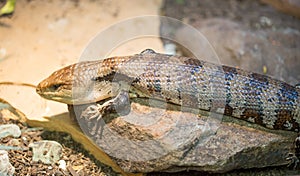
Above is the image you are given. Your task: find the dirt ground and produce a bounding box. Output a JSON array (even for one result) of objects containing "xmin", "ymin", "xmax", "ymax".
[{"xmin": 0, "ymin": 0, "xmax": 300, "ymax": 175}]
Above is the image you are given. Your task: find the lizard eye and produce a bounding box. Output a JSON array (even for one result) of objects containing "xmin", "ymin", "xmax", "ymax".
[{"xmin": 50, "ymin": 84, "xmax": 62, "ymax": 91}]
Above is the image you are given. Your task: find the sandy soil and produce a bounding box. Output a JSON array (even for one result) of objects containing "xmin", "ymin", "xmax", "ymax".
[{"xmin": 0, "ymin": 0, "xmax": 163, "ymax": 118}]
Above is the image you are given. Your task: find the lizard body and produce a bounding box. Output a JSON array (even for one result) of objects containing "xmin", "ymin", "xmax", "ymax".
[{"xmin": 36, "ymin": 49, "xmax": 300, "ymax": 132}]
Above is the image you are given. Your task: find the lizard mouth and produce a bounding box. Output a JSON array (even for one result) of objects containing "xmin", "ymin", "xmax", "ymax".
[
  {"xmin": 37, "ymin": 90, "xmax": 72, "ymax": 104},
  {"xmin": 36, "ymin": 85, "xmax": 74, "ymax": 104}
]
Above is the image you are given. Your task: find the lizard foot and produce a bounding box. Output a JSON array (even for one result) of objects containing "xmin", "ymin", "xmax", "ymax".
[
  {"xmin": 80, "ymin": 104, "xmax": 103, "ymax": 136},
  {"xmin": 286, "ymin": 134, "xmax": 300, "ymax": 170},
  {"xmin": 286, "ymin": 152, "xmax": 299, "ymax": 170},
  {"xmin": 80, "ymin": 90, "xmax": 131, "ymax": 138}
]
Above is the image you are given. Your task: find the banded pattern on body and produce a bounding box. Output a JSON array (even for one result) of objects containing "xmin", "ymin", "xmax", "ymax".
[{"xmin": 36, "ymin": 49, "xmax": 300, "ymax": 132}]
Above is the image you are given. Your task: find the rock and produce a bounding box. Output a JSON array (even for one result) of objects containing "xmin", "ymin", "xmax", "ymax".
[
  {"xmin": 0, "ymin": 124, "xmax": 21, "ymax": 139},
  {"xmin": 29, "ymin": 140, "xmax": 63, "ymax": 164},
  {"xmin": 174, "ymin": 18, "xmax": 300, "ymax": 85},
  {"xmin": 58, "ymin": 160, "xmax": 67, "ymax": 170},
  {"xmin": 0, "ymin": 150, "xmax": 15, "ymax": 176},
  {"xmin": 8, "ymin": 138, "xmax": 20, "ymax": 146},
  {"xmin": 261, "ymin": 0, "xmax": 300, "ymax": 19},
  {"xmin": 70, "ymin": 99, "xmax": 295, "ymax": 173},
  {"xmin": 0, "ymin": 98, "xmax": 27, "ymax": 122}
]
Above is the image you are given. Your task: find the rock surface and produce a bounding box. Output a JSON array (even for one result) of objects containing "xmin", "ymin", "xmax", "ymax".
[{"xmin": 70, "ymin": 98, "xmax": 296, "ymax": 173}]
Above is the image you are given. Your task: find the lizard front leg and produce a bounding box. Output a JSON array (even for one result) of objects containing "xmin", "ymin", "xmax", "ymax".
[
  {"xmin": 80, "ymin": 90, "xmax": 131, "ymax": 138},
  {"xmin": 286, "ymin": 134, "xmax": 300, "ymax": 169}
]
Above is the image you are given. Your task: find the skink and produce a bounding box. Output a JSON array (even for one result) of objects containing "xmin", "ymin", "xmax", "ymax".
[{"xmin": 36, "ymin": 49, "xmax": 300, "ymax": 132}]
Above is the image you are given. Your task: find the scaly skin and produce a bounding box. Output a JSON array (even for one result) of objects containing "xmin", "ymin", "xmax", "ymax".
[{"xmin": 36, "ymin": 49, "xmax": 300, "ymax": 132}]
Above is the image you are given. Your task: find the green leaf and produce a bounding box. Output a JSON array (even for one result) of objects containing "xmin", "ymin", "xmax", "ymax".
[{"xmin": 0, "ymin": 0, "xmax": 16, "ymax": 16}]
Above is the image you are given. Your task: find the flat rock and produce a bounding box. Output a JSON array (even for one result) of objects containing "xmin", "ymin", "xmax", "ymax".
[{"xmin": 70, "ymin": 99, "xmax": 296, "ymax": 173}]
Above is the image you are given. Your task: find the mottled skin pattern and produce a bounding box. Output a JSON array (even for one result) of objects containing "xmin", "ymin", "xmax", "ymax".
[{"xmin": 37, "ymin": 49, "xmax": 300, "ymax": 133}]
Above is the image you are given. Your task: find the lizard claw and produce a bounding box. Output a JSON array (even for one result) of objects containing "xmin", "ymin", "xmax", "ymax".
[
  {"xmin": 84, "ymin": 104, "xmax": 102, "ymax": 120},
  {"xmin": 97, "ymin": 90, "xmax": 131, "ymax": 117},
  {"xmin": 286, "ymin": 152, "xmax": 299, "ymax": 170},
  {"xmin": 80, "ymin": 90, "xmax": 131, "ymax": 138},
  {"xmin": 286, "ymin": 134, "xmax": 300, "ymax": 170},
  {"xmin": 80, "ymin": 104, "xmax": 103, "ymax": 136}
]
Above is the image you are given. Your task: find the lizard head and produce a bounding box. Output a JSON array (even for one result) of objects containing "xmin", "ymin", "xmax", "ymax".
[
  {"xmin": 36, "ymin": 61, "xmax": 115, "ymax": 105},
  {"xmin": 36, "ymin": 63, "xmax": 78, "ymax": 104}
]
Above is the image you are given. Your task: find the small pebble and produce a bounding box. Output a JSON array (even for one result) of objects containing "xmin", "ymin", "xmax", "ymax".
[
  {"xmin": 0, "ymin": 124, "xmax": 21, "ymax": 139},
  {"xmin": 22, "ymin": 136, "xmax": 27, "ymax": 141},
  {"xmin": 29, "ymin": 140, "xmax": 63, "ymax": 164},
  {"xmin": 58, "ymin": 160, "xmax": 67, "ymax": 170},
  {"xmin": 0, "ymin": 150, "xmax": 15, "ymax": 176},
  {"xmin": 8, "ymin": 138, "xmax": 20, "ymax": 146}
]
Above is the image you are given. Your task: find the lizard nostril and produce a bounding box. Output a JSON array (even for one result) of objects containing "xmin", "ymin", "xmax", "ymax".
[
  {"xmin": 36, "ymin": 87, "xmax": 42, "ymax": 94},
  {"xmin": 36, "ymin": 81, "xmax": 50, "ymax": 94}
]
